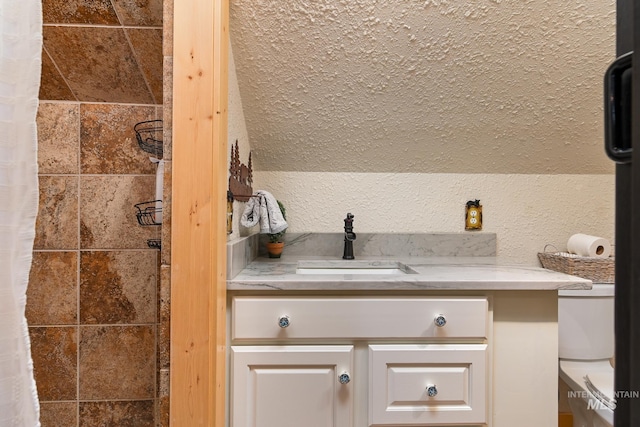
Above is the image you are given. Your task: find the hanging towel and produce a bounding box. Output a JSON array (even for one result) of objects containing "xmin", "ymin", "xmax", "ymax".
[{"xmin": 240, "ymin": 190, "xmax": 288, "ymax": 234}]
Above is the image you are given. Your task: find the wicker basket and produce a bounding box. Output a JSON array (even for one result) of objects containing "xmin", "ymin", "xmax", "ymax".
[{"xmin": 537, "ymin": 252, "xmax": 614, "ymax": 283}]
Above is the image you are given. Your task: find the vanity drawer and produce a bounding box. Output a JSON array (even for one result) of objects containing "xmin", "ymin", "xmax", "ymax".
[
  {"xmin": 231, "ymin": 297, "xmax": 488, "ymax": 341},
  {"xmin": 368, "ymin": 344, "xmax": 487, "ymax": 426}
]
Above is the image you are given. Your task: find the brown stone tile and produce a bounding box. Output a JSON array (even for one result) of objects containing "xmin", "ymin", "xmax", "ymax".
[
  {"xmin": 160, "ymin": 161, "xmax": 171, "ymax": 266},
  {"xmin": 80, "ymin": 176, "xmax": 157, "ymax": 249},
  {"xmin": 37, "ymin": 102, "xmax": 80, "ymax": 174},
  {"xmin": 127, "ymin": 29, "xmax": 163, "ymax": 105},
  {"xmin": 79, "ymin": 326, "xmax": 155, "ymax": 399},
  {"xmin": 40, "ymin": 49, "xmax": 76, "ymax": 101},
  {"xmin": 163, "ymin": 0, "xmax": 173, "ymax": 57},
  {"xmin": 79, "ymin": 401, "xmax": 154, "ymax": 427},
  {"xmin": 80, "ymin": 251, "xmax": 156, "ymax": 324},
  {"xmin": 158, "ymin": 396, "xmax": 169, "ymax": 427},
  {"xmin": 43, "ymin": 0, "xmax": 120, "ymax": 25},
  {"xmin": 27, "ymin": 252, "xmax": 78, "ymax": 326},
  {"xmin": 80, "ymin": 104, "xmax": 156, "ymax": 174},
  {"xmin": 157, "ymin": 369, "xmax": 170, "ymax": 426},
  {"xmin": 35, "ymin": 176, "xmax": 79, "ymax": 250},
  {"xmin": 30, "ymin": 327, "xmax": 78, "ymax": 401},
  {"xmin": 112, "ymin": 0, "xmax": 163, "ymax": 26},
  {"xmin": 40, "ymin": 402, "xmax": 78, "ymax": 427},
  {"xmin": 43, "ymin": 26, "xmax": 153, "ymax": 104},
  {"xmin": 162, "ymin": 56, "xmax": 173, "ymax": 161},
  {"xmin": 158, "ymin": 265, "xmax": 170, "ymax": 369}
]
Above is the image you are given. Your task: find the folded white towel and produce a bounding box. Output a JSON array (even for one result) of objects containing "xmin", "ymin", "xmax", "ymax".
[{"xmin": 240, "ymin": 190, "xmax": 288, "ymax": 235}]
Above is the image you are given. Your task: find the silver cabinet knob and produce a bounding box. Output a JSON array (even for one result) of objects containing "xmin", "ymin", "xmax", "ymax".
[
  {"xmin": 434, "ymin": 314, "xmax": 446, "ymax": 327},
  {"xmin": 338, "ymin": 372, "xmax": 351, "ymax": 384},
  {"xmin": 426, "ymin": 384, "xmax": 438, "ymax": 397},
  {"xmin": 278, "ymin": 315, "xmax": 290, "ymax": 328}
]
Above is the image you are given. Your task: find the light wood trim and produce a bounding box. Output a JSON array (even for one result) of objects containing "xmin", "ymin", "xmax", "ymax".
[
  {"xmin": 170, "ymin": 0, "xmax": 228, "ymax": 425},
  {"xmin": 212, "ymin": 0, "xmax": 229, "ymax": 425}
]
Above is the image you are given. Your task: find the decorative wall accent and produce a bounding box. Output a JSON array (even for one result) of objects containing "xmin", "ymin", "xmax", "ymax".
[{"xmin": 229, "ymin": 140, "xmax": 253, "ymax": 202}]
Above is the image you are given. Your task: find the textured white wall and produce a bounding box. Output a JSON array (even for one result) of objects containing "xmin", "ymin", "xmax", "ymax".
[
  {"xmin": 228, "ymin": 43, "xmax": 261, "ymax": 240},
  {"xmin": 228, "ymin": 3, "xmax": 617, "ymax": 262},
  {"xmin": 253, "ymin": 171, "xmax": 614, "ymax": 266},
  {"xmin": 228, "ymin": 43, "xmax": 250, "ymax": 159},
  {"xmin": 230, "ymin": 0, "xmax": 616, "ymax": 174}
]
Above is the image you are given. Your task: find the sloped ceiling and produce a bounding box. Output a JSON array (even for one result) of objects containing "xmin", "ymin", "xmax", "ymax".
[
  {"xmin": 40, "ymin": 0, "xmax": 163, "ymax": 104},
  {"xmin": 230, "ymin": 0, "xmax": 616, "ymax": 173}
]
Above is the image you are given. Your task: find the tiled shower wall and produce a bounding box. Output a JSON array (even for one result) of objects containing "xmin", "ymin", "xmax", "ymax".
[{"xmin": 29, "ymin": 102, "xmax": 162, "ymax": 426}]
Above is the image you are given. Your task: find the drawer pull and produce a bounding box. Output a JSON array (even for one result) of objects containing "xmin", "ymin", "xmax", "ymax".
[
  {"xmin": 277, "ymin": 315, "xmax": 291, "ymax": 328},
  {"xmin": 434, "ymin": 314, "xmax": 447, "ymax": 327},
  {"xmin": 426, "ymin": 384, "xmax": 438, "ymax": 397},
  {"xmin": 338, "ymin": 372, "xmax": 351, "ymax": 385}
]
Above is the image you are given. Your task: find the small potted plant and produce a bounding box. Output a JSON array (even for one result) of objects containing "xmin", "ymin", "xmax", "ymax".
[{"xmin": 265, "ymin": 200, "xmax": 286, "ymax": 258}]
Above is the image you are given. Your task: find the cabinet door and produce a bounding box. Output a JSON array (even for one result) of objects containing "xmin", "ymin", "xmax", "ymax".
[
  {"xmin": 231, "ymin": 345, "xmax": 354, "ymax": 427},
  {"xmin": 369, "ymin": 344, "xmax": 487, "ymax": 426}
]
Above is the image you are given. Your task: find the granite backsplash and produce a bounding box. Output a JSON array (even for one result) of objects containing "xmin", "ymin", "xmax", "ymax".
[{"xmin": 227, "ymin": 232, "xmax": 496, "ymax": 279}]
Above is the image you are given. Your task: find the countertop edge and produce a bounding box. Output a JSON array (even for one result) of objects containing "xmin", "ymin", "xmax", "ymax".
[
  {"xmin": 227, "ymin": 282, "xmax": 591, "ymax": 291},
  {"xmin": 227, "ymin": 256, "xmax": 593, "ymax": 292}
]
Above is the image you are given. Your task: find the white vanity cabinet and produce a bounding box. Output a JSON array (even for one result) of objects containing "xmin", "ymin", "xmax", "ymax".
[{"xmin": 230, "ymin": 296, "xmax": 490, "ymax": 427}]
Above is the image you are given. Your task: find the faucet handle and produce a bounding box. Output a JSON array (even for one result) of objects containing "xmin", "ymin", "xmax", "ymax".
[{"xmin": 344, "ymin": 213, "xmax": 354, "ymax": 226}]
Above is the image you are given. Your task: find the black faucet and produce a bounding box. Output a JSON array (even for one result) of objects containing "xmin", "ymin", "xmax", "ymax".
[{"xmin": 343, "ymin": 213, "xmax": 356, "ymax": 260}]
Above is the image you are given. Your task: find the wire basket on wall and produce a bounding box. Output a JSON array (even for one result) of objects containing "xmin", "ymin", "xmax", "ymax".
[
  {"xmin": 134, "ymin": 200, "xmax": 162, "ymax": 226},
  {"xmin": 134, "ymin": 120, "xmax": 163, "ymax": 158}
]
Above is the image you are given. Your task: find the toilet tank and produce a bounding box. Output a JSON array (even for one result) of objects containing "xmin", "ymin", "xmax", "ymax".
[{"xmin": 558, "ymin": 284, "xmax": 615, "ymax": 360}]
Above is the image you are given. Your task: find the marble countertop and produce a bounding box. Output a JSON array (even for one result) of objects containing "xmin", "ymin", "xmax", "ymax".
[{"xmin": 227, "ymin": 255, "xmax": 592, "ymax": 291}]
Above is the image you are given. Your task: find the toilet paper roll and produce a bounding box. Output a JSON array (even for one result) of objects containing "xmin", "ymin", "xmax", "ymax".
[{"xmin": 567, "ymin": 234, "xmax": 611, "ymax": 258}]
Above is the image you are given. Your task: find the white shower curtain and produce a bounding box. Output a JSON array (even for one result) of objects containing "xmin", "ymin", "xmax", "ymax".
[{"xmin": 0, "ymin": 1, "xmax": 42, "ymax": 426}]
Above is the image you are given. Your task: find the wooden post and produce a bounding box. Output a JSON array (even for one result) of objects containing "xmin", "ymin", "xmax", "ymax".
[{"xmin": 170, "ymin": 0, "xmax": 228, "ymax": 425}]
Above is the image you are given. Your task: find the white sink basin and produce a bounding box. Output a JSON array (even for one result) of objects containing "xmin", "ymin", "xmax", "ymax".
[
  {"xmin": 295, "ymin": 261, "xmax": 418, "ymax": 275},
  {"xmin": 296, "ymin": 267, "xmax": 407, "ymax": 275}
]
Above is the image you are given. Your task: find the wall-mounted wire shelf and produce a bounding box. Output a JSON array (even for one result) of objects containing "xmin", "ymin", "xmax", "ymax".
[
  {"xmin": 134, "ymin": 120, "xmax": 163, "ymax": 158},
  {"xmin": 135, "ymin": 200, "xmax": 162, "ymax": 226},
  {"xmin": 147, "ymin": 239, "xmax": 161, "ymax": 250}
]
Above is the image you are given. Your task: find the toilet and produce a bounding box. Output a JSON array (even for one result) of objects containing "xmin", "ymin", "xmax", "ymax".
[{"xmin": 559, "ymin": 284, "xmax": 615, "ymax": 427}]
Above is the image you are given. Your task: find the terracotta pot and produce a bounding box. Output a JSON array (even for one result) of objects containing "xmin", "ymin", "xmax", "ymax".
[{"xmin": 266, "ymin": 242, "xmax": 285, "ymax": 258}]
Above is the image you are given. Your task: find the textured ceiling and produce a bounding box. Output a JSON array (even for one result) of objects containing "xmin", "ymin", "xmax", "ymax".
[
  {"xmin": 40, "ymin": 0, "xmax": 163, "ymax": 104},
  {"xmin": 230, "ymin": 0, "xmax": 616, "ymax": 174}
]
